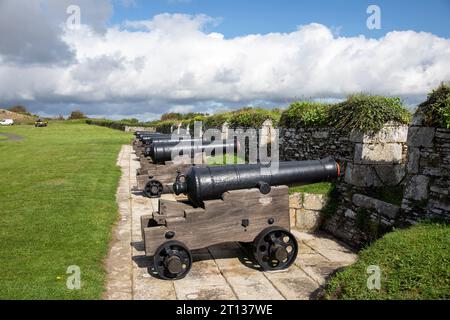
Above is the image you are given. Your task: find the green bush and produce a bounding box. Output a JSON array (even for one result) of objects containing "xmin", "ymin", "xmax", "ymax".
[
  {"xmin": 182, "ymin": 115, "xmax": 208, "ymax": 130},
  {"xmin": 155, "ymin": 120, "xmax": 179, "ymax": 134},
  {"xmin": 228, "ymin": 108, "xmax": 281, "ymax": 128},
  {"xmin": 279, "ymin": 101, "xmax": 330, "ymax": 128},
  {"xmin": 328, "ymin": 94, "xmax": 411, "ymax": 133},
  {"xmin": 68, "ymin": 110, "xmax": 87, "ymax": 120},
  {"xmin": 204, "ymin": 112, "xmax": 233, "ymax": 128},
  {"xmin": 418, "ymin": 82, "xmax": 450, "ymax": 128}
]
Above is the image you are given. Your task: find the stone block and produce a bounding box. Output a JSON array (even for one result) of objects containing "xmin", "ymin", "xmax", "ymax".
[
  {"xmin": 296, "ymin": 209, "xmax": 322, "ymax": 232},
  {"xmin": 344, "ymin": 209, "xmax": 357, "ymax": 219},
  {"xmin": 312, "ymin": 131, "xmax": 329, "ymax": 139},
  {"xmin": 354, "ymin": 143, "xmax": 404, "ymax": 164},
  {"xmin": 352, "ymin": 194, "xmax": 400, "ymax": 219},
  {"xmin": 303, "ymin": 193, "xmax": 328, "ymax": 211},
  {"xmin": 344, "ymin": 163, "xmax": 383, "ymax": 187},
  {"xmin": 350, "ymin": 125, "xmax": 408, "ymax": 143},
  {"xmin": 289, "ymin": 194, "xmax": 303, "ymax": 209},
  {"xmin": 407, "ymin": 147, "xmax": 420, "ymax": 174},
  {"xmin": 407, "ymin": 127, "xmax": 435, "ymax": 147},
  {"xmin": 374, "ymin": 165, "xmax": 406, "ymax": 186},
  {"xmin": 404, "ymin": 175, "xmax": 429, "ymax": 201}
]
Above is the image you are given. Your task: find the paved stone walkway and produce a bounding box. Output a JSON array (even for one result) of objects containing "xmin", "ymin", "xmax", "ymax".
[{"xmin": 104, "ymin": 145, "xmax": 357, "ymax": 300}]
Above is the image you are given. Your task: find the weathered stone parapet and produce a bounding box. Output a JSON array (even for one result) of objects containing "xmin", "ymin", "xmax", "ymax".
[
  {"xmin": 280, "ymin": 127, "xmax": 353, "ymax": 163},
  {"xmin": 323, "ymin": 191, "xmax": 400, "ymax": 248},
  {"xmin": 125, "ymin": 126, "xmax": 155, "ymax": 133},
  {"xmin": 289, "ymin": 193, "xmax": 328, "ymax": 232},
  {"xmin": 401, "ymin": 122, "xmax": 450, "ymax": 223}
]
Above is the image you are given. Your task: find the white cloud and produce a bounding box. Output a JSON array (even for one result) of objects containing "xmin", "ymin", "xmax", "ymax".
[{"xmin": 0, "ymin": 6, "xmax": 449, "ymax": 119}]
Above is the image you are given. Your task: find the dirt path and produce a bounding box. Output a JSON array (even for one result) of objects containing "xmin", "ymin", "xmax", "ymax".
[
  {"xmin": 104, "ymin": 145, "xmax": 357, "ymax": 300},
  {"xmin": 0, "ymin": 133, "xmax": 23, "ymax": 142}
]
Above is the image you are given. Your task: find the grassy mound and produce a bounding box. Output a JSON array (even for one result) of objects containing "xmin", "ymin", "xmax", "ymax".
[
  {"xmin": 0, "ymin": 122, "xmax": 131, "ymax": 299},
  {"xmin": 279, "ymin": 102, "xmax": 330, "ymax": 128},
  {"xmin": 329, "ymin": 94, "xmax": 411, "ymax": 133},
  {"xmin": 418, "ymin": 82, "xmax": 450, "ymax": 128},
  {"xmin": 228, "ymin": 108, "xmax": 282, "ymax": 128},
  {"xmin": 324, "ymin": 222, "xmax": 450, "ymax": 300}
]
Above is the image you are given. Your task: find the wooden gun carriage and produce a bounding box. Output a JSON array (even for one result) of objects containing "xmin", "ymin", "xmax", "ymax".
[{"xmin": 140, "ymin": 158, "xmax": 340, "ymax": 280}]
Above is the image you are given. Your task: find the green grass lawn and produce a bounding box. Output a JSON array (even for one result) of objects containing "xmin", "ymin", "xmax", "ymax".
[
  {"xmin": 289, "ymin": 182, "xmax": 334, "ymax": 195},
  {"xmin": 0, "ymin": 122, "xmax": 131, "ymax": 299},
  {"xmin": 0, "ymin": 135, "xmax": 7, "ymax": 141},
  {"xmin": 324, "ymin": 222, "xmax": 450, "ymax": 300},
  {"xmin": 207, "ymin": 154, "xmax": 245, "ymax": 166}
]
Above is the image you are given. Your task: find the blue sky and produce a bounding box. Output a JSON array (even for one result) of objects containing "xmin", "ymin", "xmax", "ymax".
[{"xmin": 112, "ymin": 0, "xmax": 450, "ymax": 38}]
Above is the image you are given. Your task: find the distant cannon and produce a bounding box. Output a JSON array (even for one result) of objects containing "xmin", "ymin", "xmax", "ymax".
[
  {"xmin": 141, "ymin": 158, "xmax": 340, "ymax": 280},
  {"xmin": 137, "ymin": 139, "xmax": 235, "ymax": 198},
  {"xmin": 147, "ymin": 139, "xmax": 238, "ymax": 164}
]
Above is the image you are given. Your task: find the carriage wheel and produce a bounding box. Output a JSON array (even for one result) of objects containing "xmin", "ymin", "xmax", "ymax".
[
  {"xmin": 154, "ymin": 241, "xmax": 192, "ymax": 280},
  {"xmin": 143, "ymin": 180, "xmax": 164, "ymax": 198},
  {"xmin": 252, "ymin": 227, "xmax": 298, "ymax": 271}
]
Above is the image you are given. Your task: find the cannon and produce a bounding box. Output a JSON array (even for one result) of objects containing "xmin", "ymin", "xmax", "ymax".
[
  {"xmin": 148, "ymin": 139, "xmax": 238, "ymax": 164},
  {"xmin": 137, "ymin": 139, "xmax": 230, "ymax": 198},
  {"xmin": 140, "ymin": 158, "xmax": 340, "ymax": 280},
  {"xmin": 133, "ymin": 134, "xmax": 173, "ymax": 152}
]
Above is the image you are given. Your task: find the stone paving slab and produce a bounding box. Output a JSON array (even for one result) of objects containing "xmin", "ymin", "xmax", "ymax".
[{"xmin": 104, "ymin": 145, "xmax": 358, "ymax": 300}]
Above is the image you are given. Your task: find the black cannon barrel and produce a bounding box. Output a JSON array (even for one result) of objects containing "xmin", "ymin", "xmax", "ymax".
[
  {"xmin": 173, "ymin": 158, "xmax": 340, "ymax": 205},
  {"xmin": 135, "ymin": 131, "xmax": 158, "ymax": 137},
  {"xmin": 149, "ymin": 140, "xmax": 238, "ymax": 164},
  {"xmin": 140, "ymin": 134, "xmax": 173, "ymax": 143},
  {"xmin": 144, "ymin": 138, "xmax": 203, "ymax": 157},
  {"xmin": 136, "ymin": 132, "xmax": 163, "ymax": 139}
]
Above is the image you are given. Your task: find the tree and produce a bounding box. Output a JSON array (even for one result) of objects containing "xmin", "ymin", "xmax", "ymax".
[
  {"xmin": 8, "ymin": 105, "xmax": 29, "ymax": 114},
  {"xmin": 68, "ymin": 110, "xmax": 86, "ymax": 120},
  {"xmin": 161, "ymin": 113, "xmax": 183, "ymax": 121}
]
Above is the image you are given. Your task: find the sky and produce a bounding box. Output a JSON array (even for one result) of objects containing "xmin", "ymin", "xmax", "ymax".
[{"xmin": 0, "ymin": 0, "xmax": 449, "ymax": 120}]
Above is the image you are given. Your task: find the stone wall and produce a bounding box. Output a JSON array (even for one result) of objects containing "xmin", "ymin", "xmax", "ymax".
[
  {"xmin": 325, "ymin": 124, "xmax": 408, "ymax": 247},
  {"xmin": 280, "ymin": 123, "xmax": 409, "ymax": 248},
  {"xmin": 124, "ymin": 126, "xmax": 155, "ymax": 133},
  {"xmin": 401, "ymin": 115, "xmax": 450, "ymax": 224},
  {"xmin": 280, "ymin": 127, "xmax": 354, "ymax": 164}
]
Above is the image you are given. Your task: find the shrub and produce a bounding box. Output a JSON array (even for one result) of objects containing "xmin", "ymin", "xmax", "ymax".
[
  {"xmin": 8, "ymin": 105, "xmax": 29, "ymax": 115},
  {"xmin": 418, "ymin": 82, "xmax": 450, "ymax": 128},
  {"xmin": 68, "ymin": 110, "xmax": 87, "ymax": 120},
  {"xmin": 279, "ymin": 101, "xmax": 330, "ymax": 128},
  {"xmin": 328, "ymin": 94, "xmax": 411, "ymax": 133},
  {"xmin": 228, "ymin": 108, "xmax": 281, "ymax": 128},
  {"xmin": 155, "ymin": 120, "xmax": 179, "ymax": 134},
  {"xmin": 161, "ymin": 113, "xmax": 183, "ymax": 121},
  {"xmin": 204, "ymin": 112, "xmax": 233, "ymax": 128},
  {"xmin": 182, "ymin": 115, "xmax": 208, "ymax": 130}
]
